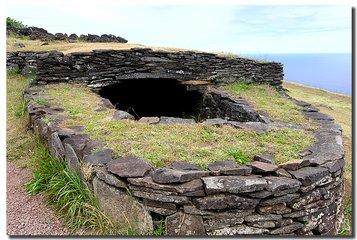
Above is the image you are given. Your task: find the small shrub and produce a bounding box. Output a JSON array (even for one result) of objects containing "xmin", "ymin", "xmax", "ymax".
[
  {"xmin": 6, "ymin": 17, "xmax": 26, "ymax": 29},
  {"xmin": 228, "ymin": 149, "xmax": 250, "ymax": 164}
]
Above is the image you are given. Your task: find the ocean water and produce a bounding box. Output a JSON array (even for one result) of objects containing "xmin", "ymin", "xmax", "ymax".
[{"xmin": 243, "ymin": 53, "xmax": 352, "ymax": 95}]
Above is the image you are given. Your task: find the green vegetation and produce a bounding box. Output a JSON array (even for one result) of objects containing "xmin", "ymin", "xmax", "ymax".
[
  {"xmin": 26, "ymin": 140, "xmax": 119, "ymax": 234},
  {"xmin": 7, "ymin": 17, "xmax": 26, "ymax": 29},
  {"xmin": 36, "ymin": 83, "xmax": 314, "ymax": 167},
  {"xmin": 6, "ymin": 70, "xmax": 37, "ymax": 168},
  {"xmin": 224, "ymin": 81, "xmax": 314, "ymax": 126},
  {"xmin": 153, "ymin": 220, "xmax": 166, "ymax": 236},
  {"xmin": 284, "ymin": 81, "xmax": 352, "ymax": 236}
]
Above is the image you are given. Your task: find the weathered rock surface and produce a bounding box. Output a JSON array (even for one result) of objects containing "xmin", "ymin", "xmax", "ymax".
[
  {"xmin": 192, "ymin": 194, "xmax": 259, "ymax": 210},
  {"xmin": 107, "ymin": 156, "xmax": 152, "ymax": 177},
  {"xmin": 207, "ymin": 225, "xmax": 269, "ymax": 235},
  {"xmin": 166, "ymin": 212, "xmax": 205, "ymax": 236},
  {"xmin": 112, "ymin": 110, "xmax": 135, "ymax": 120},
  {"xmin": 289, "ymin": 167, "xmax": 329, "ymax": 186},
  {"xmin": 138, "ymin": 116, "xmax": 160, "ymax": 124},
  {"xmin": 48, "ymin": 132, "xmax": 65, "ymax": 160},
  {"xmin": 83, "ymin": 149, "xmax": 112, "ymax": 166},
  {"xmin": 152, "ymin": 168, "xmax": 208, "ymax": 184},
  {"xmin": 202, "ymin": 176, "xmax": 267, "ymax": 194},
  {"xmin": 250, "ymin": 161, "xmax": 278, "ymax": 173},
  {"xmin": 92, "ymin": 177, "xmax": 153, "ymax": 234},
  {"xmin": 159, "ymin": 117, "xmax": 195, "ymax": 124},
  {"xmin": 264, "ymin": 176, "xmax": 301, "ymax": 196}
]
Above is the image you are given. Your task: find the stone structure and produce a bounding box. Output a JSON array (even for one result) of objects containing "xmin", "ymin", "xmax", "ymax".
[
  {"xmin": 8, "ymin": 49, "xmax": 344, "ymax": 236},
  {"xmin": 6, "ymin": 49, "xmax": 283, "ymax": 88},
  {"xmin": 7, "ymin": 26, "xmax": 128, "ymax": 43},
  {"xmin": 22, "ymin": 86, "xmax": 345, "ymax": 236}
]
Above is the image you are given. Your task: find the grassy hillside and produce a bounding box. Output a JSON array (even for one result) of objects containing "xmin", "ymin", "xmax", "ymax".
[{"xmin": 283, "ymin": 81, "xmax": 352, "ymax": 235}]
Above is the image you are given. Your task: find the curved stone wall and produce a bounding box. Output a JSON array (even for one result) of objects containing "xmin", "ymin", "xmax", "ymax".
[
  {"xmin": 7, "ymin": 49, "xmax": 283, "ymax": 88},
  {"xmin": 23, "ymin": 85, "xmax": 345, "ymax": 236}
]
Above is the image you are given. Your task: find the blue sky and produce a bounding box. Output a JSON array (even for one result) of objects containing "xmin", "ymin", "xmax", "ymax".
[{"xmin": 6, "ymin": 2, "xmax": 351, "ymax": 54}]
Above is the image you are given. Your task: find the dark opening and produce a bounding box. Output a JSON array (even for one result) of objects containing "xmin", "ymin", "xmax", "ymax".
[{"xmin": 98, "ymin": 79, "xmax": 204, "ymax": 120}]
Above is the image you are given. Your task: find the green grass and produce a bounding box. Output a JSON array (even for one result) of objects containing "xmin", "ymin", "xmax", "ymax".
[
  {"xmin": 6, "ymin": 71, "xmax": 37, "ymax": 168},
  {"xmin": 224, "ymin": 81, "xmax": 313, "ymax": 126},
  {"xmin": 26, "ymin": 138, "xmax": 121, "ymax": 235},
  {"xmin": 34, "ymin": 83, "xmax": 315, "ymax": 167}
]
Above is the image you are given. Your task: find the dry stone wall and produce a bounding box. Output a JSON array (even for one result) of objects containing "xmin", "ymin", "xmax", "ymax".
[
  {"xmin": 23, "ymin": 86, "xmax": 345, "ymax": 236},
  {"xmin": 7, "ymin": 49, "xmax": 283, "ymax": 88}
]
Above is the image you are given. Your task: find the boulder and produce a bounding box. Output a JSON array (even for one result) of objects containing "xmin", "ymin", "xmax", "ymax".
[{"xmin": 107, "ymin": 156, "xmax": 152, "ymax": 178}]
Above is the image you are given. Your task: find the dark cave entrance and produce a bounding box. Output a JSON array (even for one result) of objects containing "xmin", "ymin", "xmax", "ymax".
[{"xmin": 98, "ymin": 79, "xmax": 205, "ymax": 120}]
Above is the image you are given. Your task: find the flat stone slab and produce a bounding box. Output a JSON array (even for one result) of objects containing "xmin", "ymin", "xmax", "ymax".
[
  {"xmin": 64, "ymin": 143, "xmax": 80, "ymax": 173},
  {"xmin": 279, "ymin": 159, "xmax": 307, "ymax": 171},
  {"xmin": 152, "ymin": 168, "xmax": 209, "ymax": 184},
  {"xmin": 95, "ymin": 167, "xmax": 127, "ymax": 189},
  {"xmin": 244, "ymin": 214, "xmax": 282, "ymax": 222},
  {"xmin": 138, "ymin": 116, "xmax": 160, "ymax": 124},
  {"xmin": 207, "ymin": 160, "xmax": 252, "ymax": 175},
  {"xmin": 62, "ymin": 133, "xmax": 90, "ymax": 158},
  {"xmin": 193, "ymin": 194, "xmax": 260, "ymax": 210},
  {"xmin": 107, "ymin": 156, "xmax": 152, "ymax": 178},
  {"xmin": 166, "ymin": 212, "xmax": 205, "ymax": 236},
  {"xmin": 264, "ymin": 176, "xmax": 301, "ymax": 195},
  {"xmin": 83, "ymin": 149, "xmax": 113, "ymax": 166},
  {"xmin": 207, "ymin": 225, "xmax": 269, "ymax": 235},
  {"xmin": 253, "ymin": 154, "xmax": 274, "ymax": 164},
  {"xmin": 112, "ymin": 110, "xmax": 135, "ymax": 120},
  {"xmin": 202, "ymin": 176, "xmax": 267, "ymax": 194},
  {"xmin": 131, "ymin": 190, "xmax": 190, "ymax": 204},
  {"xmin": 202, "ymin": 118, "xmax": 228, "ymax": 126},
  {"xmin": 229, "ymin": 121, "xmax": 270, "ymax": 133},
  {"xmin": 159, "ymin": 116, "xmax": 195, "ymax": 124},
  {"xmin": 250, "ymin": 161, "xmax": 278, "ymax": 173},
  {"xmin": 269, "ymin": 222, "xmax": 304, "ymax": 235},
  {"xmin": 289, "ymin": 166, "xmax": 329, "ymax": 186},
  {"xmin": 259, "ymin": 193, "xmax": 300, "ymax": 206}
]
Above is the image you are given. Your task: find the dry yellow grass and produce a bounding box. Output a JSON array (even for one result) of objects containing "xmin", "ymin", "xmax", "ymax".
[{"xmin": 7, "ymin": 35, "xmax": 196, "ymax": 55}]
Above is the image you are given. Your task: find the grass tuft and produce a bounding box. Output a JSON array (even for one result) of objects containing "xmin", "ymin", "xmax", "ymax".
[
  {"xmin": 227, "ymin": 149, "xmax": 250, "ymax": 164},
  {"xmin": 26, "ymin": 139, "xmax": 119, "ymax": 234}
]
